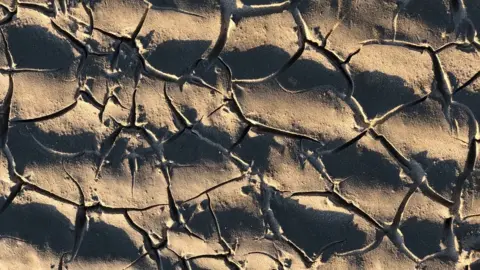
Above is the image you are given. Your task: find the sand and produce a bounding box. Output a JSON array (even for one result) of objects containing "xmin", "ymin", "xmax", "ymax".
[{"xmin": 0, "ymin": 0, "xmax": 480, "ymax": 269}]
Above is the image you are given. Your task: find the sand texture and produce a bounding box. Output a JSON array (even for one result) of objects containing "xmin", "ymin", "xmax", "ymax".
[{"xmin": 0, "ymin": 0, "xmax": 480, "ymax": 269}]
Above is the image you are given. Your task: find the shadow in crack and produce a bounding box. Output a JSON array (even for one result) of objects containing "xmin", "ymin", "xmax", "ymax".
[
  {"xmin": 138, "ymin": 30, "xmax": 156, "ymax": 53},
  {"xmin": 296, "ymin": 0, "xmax": 317, "ymax": 15},
  {"xmin": 271, "ymin": 193, "xmax": 367, "ymax": 259},
  {"xmin": 7, "ymin": 125, "xmax": 98, "ymax": 173},
  {"xmin": 448, "ymin": 71, "xmax": 459, "ymax": 89},
  {"xmin": 164, "ymin": 129, "xmax": 228, "ymax": 165},
  {"xmin": 353, "ymin": 70, "xmax": 419, "ymax": 119},
  {"xmin": 163, "ymin": 75, "xmax": 291, "ymax": 167},
  {"xmin": 471, "ymin": 260, "xmax": 480, "ymax": 270},
  {"xmin": 400, "ymin": 217, "xmax": 443, "ymax": 259},
  {"xmin": 0, "ymin": 201, "xmax": 140, "ymax": 261},
  {"xmin": 223, "ymin": 45, "xmax": 294, "ymax": 82},
  {"xmin": 7, "ymin": 124, "xmax": 134, "ymax": 182},
  {"xmin": 455, "ymin": 90, "xmax": 480, "ymax": 128},
  {"xmin": 180, "ymin": 103, "xmax": 200, "ymax": 125},
  {"xmin": 144, "ymin": 39, "xmax": 212, "ymax": 76},
  {"xmin": 0, "ymin": 201, "xmax": 72, "ymax": 252},
  {"xmin": 195, "ymin": 118, "xmax": 247, "ymax": 149},
  {"xmin": 5, "ymin": 24, "xmax": 75, "ymax": 69},
  {"xmin": 466, "ymin": 2, "xmax": 480, "ymax": 32},
  {"xmin": 188, "ymin": 201, "xmax": 265, "ymax": 244},
  {"xmin": 144, "ymin": 123, "xmax": 171, "ymax": 139},
  {"xmin": 411, "ymin": 151, "xmax": 457, "ymax": 197},
  {"xmin": 183, "ymin": 198, "xmax": 216, "ymax": 240},
  {"xmin": 215, "ymin": 206, "xmax": 265, "ymax": 243},
  {"xmin": 403, "ymin": 0, "xmax": 451, "ymax": 35},
  {"xmin": 235, "ymin": 131, "xmax": 285, "ymax": 174},
  {"xmin": 100, "ymin": 136, "xmax": 130, "ymax": 171},
  {"xmin": 79, "ymin": 218, "xmax": 140, "ymax": 260},
  {"xmin": 454, "ymin": 220, "xmax": 480, "ymax": 251},
  {"xmin": 275, "ymin": 57, "xmax": 347, "ymax": 91},
  {"xmin": 320, "ymin": 136, "xmax": 404, "ymax": 190}
]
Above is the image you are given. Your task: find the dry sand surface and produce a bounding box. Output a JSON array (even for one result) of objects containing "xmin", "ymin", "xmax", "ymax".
[{"xmin": 0, "ymin": 0, "xmax": 480, "ymax": 269}]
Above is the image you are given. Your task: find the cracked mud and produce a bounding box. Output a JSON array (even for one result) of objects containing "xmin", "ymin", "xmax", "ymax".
[{"xmin": 0, "ymin": 0, "xmax": 480, "ymax": 269}]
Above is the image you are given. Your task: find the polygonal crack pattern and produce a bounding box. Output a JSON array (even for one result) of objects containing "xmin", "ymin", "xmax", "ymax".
[{"xmin": 0, "ymin": 0, "xmax": 479, "ymax": 269}]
